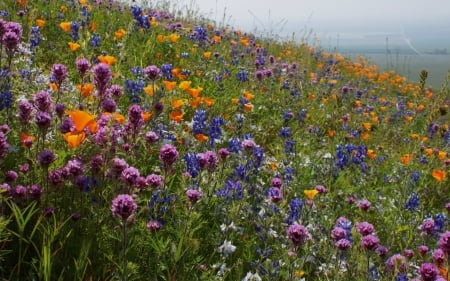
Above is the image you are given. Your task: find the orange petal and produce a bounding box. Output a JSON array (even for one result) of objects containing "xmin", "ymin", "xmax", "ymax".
[
  {"xmin": 67, "ymin": 110, "xmax": 96, "ymax": 132},
  {"xmin": 63, "ymin": 132, "xmax": 86, "ymax": 148}
]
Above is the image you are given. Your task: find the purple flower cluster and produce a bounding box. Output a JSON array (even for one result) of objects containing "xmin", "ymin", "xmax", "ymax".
[
  {"xmin": 50, "ymin": 64, "xmax": 68, "ymax": 85},
  {"xmin": 0, "ymin": 131, "xmax": 8, "ymax": 160},
  {"xmin": 1, "ymin": 20, "xmax": 22, "ymax": 51},
  {"xmin": 159, "ymin": 144, "xmax": 179, "ymax": 167},
  {"xmin": 111, "ymin": 194, "xmax": 137, "ymax": 220},
  {"xmin": 287, "ymin": 223, "xmax": 311, "ymax": 247}
]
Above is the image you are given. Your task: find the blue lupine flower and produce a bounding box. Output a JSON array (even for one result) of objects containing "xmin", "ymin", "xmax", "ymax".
[
  {"xmin": 404, "ymin": 192, "xmax": 419, "ymax": 211},
  {"xmin": 161, "ymin": 64, "xmax": 173, "ymax": 80},
  {"xmin": 192, "ymin": 109, "xmax": 207, "ymax": 135},
  {"xmin": 279, "ymin": 127, "xmax": 291, "ymax": 138},
  {"xmin": 237, "ymin": 70, "xmax": 249, "ymax": 82},
  {"xmin": 70, "ymin": 21, "xmax": 80, "ymax": 41},
  {"xmin": 209, "ymin": 116, "xmax": 224, "ymax": 146},
  {"xmin": 0, "ymin": 91, "xmax": 13, "ymax": 111},
  {"xmin": 284, "ymin": 140, "xmax": 295, "ymax": 154},
  {"xmin": 189, "ymin": 26, "xmax": 208, "ymax": 44},
  {"xmin": 434, "ymin": 213, "xmax": 447, "ymax": 233},
  {"xmin": 286, "ymin": 198, "xmax": 303, "ymax": 225},
  {"xmin": 216, "ymin": 180, "xmax": 243, "ymax": 202},
  {"xmin": 29, "ymin": 26, "xmax": 41, "ymax": 51},
  {"xmin": 184, "ymin": 152, "xmax": 200, "ymax": 178},
  {"xmin": 253, "ymin": 146, "xmax": 264, "ymax": 168},
  {"xmin": 229, "ymin": 138, "xmax": 241, "ymax": 153},
  {"xmin": 90, "ymin": 33, "xmax": 101, "ymax": 47}
]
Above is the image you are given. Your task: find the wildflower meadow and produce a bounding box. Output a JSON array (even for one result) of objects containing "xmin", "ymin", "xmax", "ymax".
[{"xmin": 0, "ymin": 0, "xmax": 449, "ymax": 280}]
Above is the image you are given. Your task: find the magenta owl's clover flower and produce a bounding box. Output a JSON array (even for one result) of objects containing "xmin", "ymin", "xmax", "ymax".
[
  {"xmin": 271, "ymin": 177, "xmax": 283, "ymax": 188},
  {"xmin": 438, "ymin": 231, "xmax": 450, "ymax": 255},
  {"xmin": 51, "ymin": 63, "xmax": 68, "ymax": 85},
  {"xmin": 93, "ymin": 63, "xmax": 112, "ymax": 95},
  {"xmin": 127, "ymin": 104, "xmax": 143, "ymax": 132},
  {"xmin": 37, "ymin": 149, "xmax": 56, "ymax": 166},
  {"xmin": 146, "ymin": 174, "xmax": 163, "ymax": 188},
  {"xmin": 147, "ymin": 220, "xmax": 162, "ymax": 232},
  {"xmin": 198, "ymin": 150, "xmax": 218, "ymax": 172},
  {"xmin": 432, "ymin": 248, "xmax": 446, "ymax": 265},
  {"xmin": 75, "ymin": 57, "xmax": 91, "ymax": 77},
  {"xmin": 35, "ymin": 111, "xmax": 52, "ymax": 130},
  {"xmin": 334, "ymin": 238, "xmax": 351, "ymax": 251},
  {"xmin": 144, "ymin": 65, "xmax": 161, "ymax": 80},
  {"xmin": 385, "ymin": 254, "xmax": 407, "ymax": 273},
  {"xmin": 121, "ymin": 167, "xmax": 140, "ymax": 186},
  {"xmin": 287, "ymin": 223, "xmax": 311, "ymax": 247},
  {"xmin": 361, "ymin": 234, "xmax": 380, "ymax": 251},
  {"xmin": 358, "ymin": 199, "xmax": 371, "ymax": 211},
  {"xmin": 159, "ymin": 144, "xmax": 179, "ymax": 167},
  {"xmin": 186, "ymin": 189, "xmax": 202, "ymax": 203},
  {"xmin": 145, "ymin": 131, "xmax": 159, "ymax": 144},
  {"xmin": 111, "ymin": 194, "xmax": 137, "ymax": 220},
  {"xmin": 17, "ymin": 99, "xmax": 34, "ymax": 124},
  {"xmin": 418, "ymin": 262, "xmax": 439, "ymax": 281},
  {"xmin": 356, "ymin": 222, "xmax": 375, "ymax": 236},
  {"xmin": 33, "ymin": 90, "xmax": 52, "ymax": 112}
]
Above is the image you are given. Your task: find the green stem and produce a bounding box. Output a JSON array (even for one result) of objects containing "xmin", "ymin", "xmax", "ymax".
[{"xmin": 122, "ymin": 221, "xmax": 127, "ymax": 281}]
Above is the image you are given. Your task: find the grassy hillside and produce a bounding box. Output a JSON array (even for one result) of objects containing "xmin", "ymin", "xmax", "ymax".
[{"xmin": 0, "ymin": 0, "xmax": 448, "ymax": 280}]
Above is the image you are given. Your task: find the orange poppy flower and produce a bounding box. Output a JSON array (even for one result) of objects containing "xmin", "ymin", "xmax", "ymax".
[
  {"xmin": 163, "ymin": 80, "xmax": 177, "ymax": 91},
  {"xmin": 189, "ymin": 97, "xmax": 202, "ymax": 109},
  {"xmin": 170, "ymin": 110, "xmax": 184, "ymax": 123},
  {"xmin": 68, "ymin": 42, "xmax": 80, "ymax": 51},
  {"xmin": 98, "ymin": 55, "xmax": 117, "ymax": 66},
  {"xmin": 63, "ymin": 131, "xmax": 86, "ymax": 148},
  {"xmin": 144, "ymin": 85, "xmax": 159, "ymax": 97},
  {"xmin": 156, "ymin": 34, "xmax": 165, "ymax": 43},
  {"xmin": 89, "ymin": 22, "xmax": 97, "ymax": 32},
  {"xmin": 304, "ymin": 189, "xmax": 319, "ymax": 200},
  {"xmin": 79, "ymin": 0, "xmax": 87, "ymax": 4},
  {"xmin": 179, "ymin": 81, "xmax": 192, "ymax": 91},
  {"xmin": 66, "ymin": 110, "xmax": 96, "ymax": 132},
  {"xmin": 231, "ymin": 98, "xmax": 239, "ymax": 104},
  {"xmin": 243, "ymin": 91, "xmax": 254, "ymax": 101},
  {"xmin": 432, "ymin": 169, "xmax": 446, "ymax": 182},
  {"xmin": 203, "ymin": 51, "xmax": 212, "ymax": 59},
  {"xmin": 424, "ymin": 148, "xmax": 434, "ymax": 156},
  {"xmin": 367, "ymin": 149, "xmax": 376, "ymax": 160},
  {"xmin": 243, "ymin": 103, "xmax": 253, "ymax": 112},
  {"xmin": 20, "ymin": 133, "xmax": 35, "ymax": 147},
  {"xmin": 169, "ymin": 34, "xmax": 180, "ymax": 43},
  {"xmin": 50, "ymin": 83, "xmax": 58, "ymax": 91},
  {"xmin": 328, "ymin": 130, "xmax": 335, "ymax": 137},
  {"xmin": 78, "ymin": 83, "xmax": 94, "ymax": 97},
  {"xmin": 195, "ymin": 133, "xmax": 208, "ymax": 142},
  {"xmin": 142, "ymin": 111, "xmax": 152, "ymax": 122},
  {"xmin": 362, "ymin": 122, "xmax": 371, "ymax": 131},
  {"xmin": 60, "ymin": 5, "xmax": 68, "ymax": 13},
  {"xmin": 186, "ymin": 87, "xmax": 203, "ymax": 98},
  {"xmin": 212, "ymin": 35, "xmax": 221, "ymax": 43},
  {"xmin": 60, "ymin": 21, "xmax": 71, "ymax": 32},
  {"xmin": 172, "ymin": 99, "xmax": 186, "ymax": 109},
  {"xmin": 36, "ymin": 19, "xmax": 45, "ymax": 28},
  {"xmin": 17, "ymin": 0, "xmax": 28, "ymax": 8},
  {"xmin": 401, "ymin": 154, "xmax": 413, "ymax": 165},
  {"xmin": 438, "ymin": 151, "xmax": 447, "ymax": 160},
  {"xmin": 203, "ymin": 97, "xmax": 215, "ymax": 107},
  {"xmin": 115, "ymin": 28, "xmax": 126, "ymax": 40}
]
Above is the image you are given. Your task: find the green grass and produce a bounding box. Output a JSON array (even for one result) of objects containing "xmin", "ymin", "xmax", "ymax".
[{"xmin": 0, "ymin": 0, "xmax": 449, "ymax": 280}]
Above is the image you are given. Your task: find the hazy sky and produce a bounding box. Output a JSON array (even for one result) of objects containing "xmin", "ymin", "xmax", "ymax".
[{"xmin": 186, "ymin": 0, "xmax": 450, "ymax": 48}]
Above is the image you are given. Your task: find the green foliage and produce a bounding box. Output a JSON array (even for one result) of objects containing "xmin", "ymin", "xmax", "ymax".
[{"xmin": 0, "ymin": 0, "xmax": 448, "ymax": 280}]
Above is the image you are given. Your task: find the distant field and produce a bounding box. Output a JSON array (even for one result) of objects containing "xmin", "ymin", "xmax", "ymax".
[{"xmin": 345, "ymin": 52, "xmax": 450, "ymax": 89}]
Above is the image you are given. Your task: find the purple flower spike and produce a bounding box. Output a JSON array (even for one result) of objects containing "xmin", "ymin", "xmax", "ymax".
[{"xmin": 111, "ymin": 194, "xmax": 137, "ymax": 220}]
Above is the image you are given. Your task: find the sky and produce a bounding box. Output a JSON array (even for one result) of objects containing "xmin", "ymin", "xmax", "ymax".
[{"xmin": 182, "ymin": 0, "xmax": 450, "ymax": 50}]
